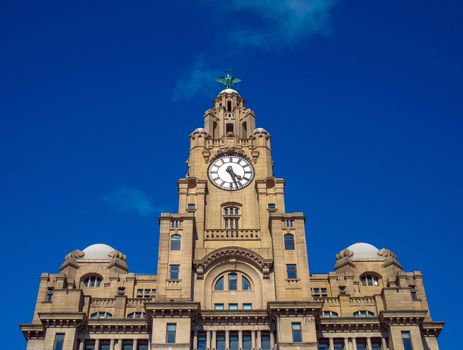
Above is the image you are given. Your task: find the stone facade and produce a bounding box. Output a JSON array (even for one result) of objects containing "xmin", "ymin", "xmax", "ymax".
[{"xmin": 20, "ymin": 88, "xmax": 444, "ymax": 350}]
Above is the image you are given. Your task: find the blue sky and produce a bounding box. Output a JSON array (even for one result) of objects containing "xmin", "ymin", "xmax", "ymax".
[{"xmin": 1, "ymin": 0, "xmax": 462, "ymax": 347}]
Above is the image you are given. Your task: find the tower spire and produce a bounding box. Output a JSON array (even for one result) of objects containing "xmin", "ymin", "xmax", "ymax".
[{"xmin": 216, "ymin": 69, "xmax": 241, "ymax": 89}]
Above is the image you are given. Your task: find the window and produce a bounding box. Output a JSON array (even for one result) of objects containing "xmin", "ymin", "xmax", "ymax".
[
  {"xmin": 268, "ymin": 203, "xmax": 276, "ymax": 209},
  {"xmin": 187, "ymin": 203, "xmax": 196, "ymax": 210},
  {"xmin": 137, "ymin": 340, "xmax": 149, "ymax": 350},
  {"xmin": 122, "ymin": 340, "xmax": 133, "ymax": 350},
  {"xmin": 171, "ymin": 219, "xmax": 180, "ymax": 228},
  {"xmin": 90, "ymin": 312, "xmax": 112, "ymax": 319},
  {"xmin": 285, "ymin": 219, "xmax": 295, "ymax": 228},
  {"xmin": 229, "ymin": 332, "xmax": 238, "ymax": 350},
  {"xmin": 371, "ymin": 339, "xmax": 382, "ymax": 350},
  {"xmin": 287, "ymin": 264, "xmax": 298, "ymax": 279},
  {"xmin": 356, "ymin": 339, "xmax": 367, "ymax": 350},
  {"xmin": 83, "ymin": 275, "xmax": 102, "ymax": 288},
  {"xmin": 223, "ymin": 206, "xmax": 240, "ymax": 230},
  {"xmin": 243, "ymin": 303, "xmax": 252, "ymax": 310},
  {"xmin": 128, "ymin": 312, "xmax": 145, "ymax": 319},
  {"xmin": 228, "ymin": 272, "xmax": 238, "ymax": 290},
  {"xmin": 242, "ymin": 276, "xmax": 251, "ymax": 290},
  {"xmin": 214, "ymin": 276, "xmax": 224, "ymax": 290},
  {"xmin": 216, "ymin": 332, "xmax": 226, "ymax": 350},
  {"xmin": 198, "ymin": 332, "xmax": 207, "ymax": 350},
  {"xmin": 54, "ymin": 333, "xmax": 65, "ymax": 350},
  {"xmin": 170, "ymin": 234, "xmax": 181, "ymax": 251},
  {"xmin": 226, "ymin": 123, "xmax": 234, "ymax": 134},
  {"xmin": 284, "ymin": 234, "xmax": 295, "ymax": 250},
  {"xmin": 169, "ymin": 264, "xmax": 179, "ymax": 280},
  {"xmin": 261, "ymin": 332, "xmax": 271, "ymax": 350},
  {"xmin": 227, "ymin": 101, "xmax": 232, "ymax": 112},
  {"xmin": 334, "ymin": 339, "xmax": 345, "ymax": 350},
  {"xmin": 322, "ymin": 311, "xmax": 338, "ymax": 318},
  {"xmin": 410, "ymin": 285, "xmax": 417, "ymax": 300},
  {"xmin": 229, "ymin": 303, "xmax": 238, "ymax": 310},
  {"xmin": 312, "ymin": 288, "xmax": 328, "ymax": 297},
  {"xmin": 292, "ymin": 322, "xmax": 302, "ymax": 342},
  {"xmin": 84, "ymin": 340, "xmax": 95, "ymax": 350},
  {"xmin": 339, "ymin": 286, "xmax": 346, "ymax": 295},
  {"xmin": 360, "ymin": 273, "xmax": 379, "ymax": 286},
  {"xmin": 118, "ymin": 287, "xmax": 126, "ymax": 296},
  {"xmin": 401, "ymin": 331, "xmax": 413, "ymax": 350},
  {"xmin": 166, "ymin": 324, "xmax": 176, "ymax": 344},
  {"xmin": 318, "ymin": 340, "xmax": 329, "ymax": 350},
  {"xmin": 47, "ymin": 287, "xmax": 54, "ymax": 302},
  {"xmin": 243, "ymin": 332, "xmax": 252, "ymax": 350},
  {"xmin": 353, "ymin": 311, "xmax": 374, "ymax": 318},
  {"xmin": 99, "ymin": 340, "xmax": 110, "ymax": 350},
  {"xmin": 214, "ymin": 303, "xmax": 224, "ymax": 310}
]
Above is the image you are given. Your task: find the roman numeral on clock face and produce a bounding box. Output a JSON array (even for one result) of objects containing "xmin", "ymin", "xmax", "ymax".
[{"xmin": 208, "ymin": 154, "xmax": 255, "ymax": 191}]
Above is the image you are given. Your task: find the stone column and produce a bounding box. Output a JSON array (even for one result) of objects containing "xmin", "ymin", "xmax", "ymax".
[
  {"xmin": 344, "ymin": 338, "xmax": 349, "ymax": 350},
  {"xmin": 207, "ymin": 331, "xmax": 211, "ymax": 350},
  {"xmin": 329, "ymin": 338, "xmax": 334, "ymax": 350},
  {"xmin": 212, "ymin": 331, "xmax": 216, "ymax": 350},
  {"xmin": 352, "ymin": 338, "xmax": 357, "ymax": 350},
  {"xmin": 79, "ymin": 339, "xmax": 84, "ymax": 350},
  {"xmin": 194, "ymin": 331, "xmax": 198, "ymax": 349},
  {"xmin": 95, "ymin": 339, "xmax": 100, "ymax": 350},
  {"xmin": 269, "ymin": 332, "xmax": 275, "ymax": 350},
  {"xmin": 381, "ymin": 338, "xmax": 388, "ymax": 350},
  {"xmin": 226, "ymin": 331, "xmax": 230, "ymax": 350},
  {"xmin": 238, "ymin": 331, "xmax": 243, "ymax": 350},
  {"xmin": 367, "ymin": 337, "xmax": 372, "ymax": 350},
  {"xmin": 134, "ymin": 339, "xmax": 138, "ymax": 350},
  {"xmin": 251, "ymin": 331, "xmax": 256, "ymax": 350},
  {"xmin": 110, "ymin": 339, "xmax": 115, "ymax": 350},
  {"xmin": 256, "ymin": 331, "xmax": 261, "ymax": 350}
]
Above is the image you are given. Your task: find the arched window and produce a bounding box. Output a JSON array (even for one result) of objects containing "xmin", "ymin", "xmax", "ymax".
[
  {"xmin": 90, "ymin": 312, "xmax": 112, "ymax": 319},
  {"xmin": 322, "ymin": 311, "xmax": 338, "ymax": 318},
  {"xmin": 284, "ymin": 234, "xmax": 295, "ymax": 250},
  {"xmin": 242, "ymin": 276, "xmax": 251, "ymax": 291},
  {"xmin": 215, "ymin": 276, "xmax": 224, "ymax": 291},
  {"xmin": 353, "ymin": 311, "xmax": 374, "ymax": 318},
  {"xmin": 227, "ymin": 101, "xmax": 232, "ymax": 112},
  {"xmin": 128, "ymin": 312, "xmax": 145, "ymax": 319},
  {"xmin": 223, "ymin": 206, "xmax": 240, "ymax": 230},
  {"xmin": 170, "ymin": 234, "xmax": 181, "ymax": 251},
  {"xmin": 83, "ymin": 275, "xmax": 102, "ymax": 288},
  {"xmin": 360, "ymin": 273, "xmax": 380, "ymax": 286}
]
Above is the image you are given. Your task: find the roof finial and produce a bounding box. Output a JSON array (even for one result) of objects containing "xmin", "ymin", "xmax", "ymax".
[{"xmin": 216, "ymin": 69, "xmax": 241, "ymax": 89}]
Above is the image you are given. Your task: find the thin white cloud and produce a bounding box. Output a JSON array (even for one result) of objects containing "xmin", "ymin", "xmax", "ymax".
[
  {"xmin": 103, "ymin": 186, "xmax": 157, "ymax": 216},
  {"xmin": 173, "ymin": 57, "xmax": 222, "ymax": 100},
  {"xmin": 205, "ymin": 0, "xmax": 336, "ymax": 48}
]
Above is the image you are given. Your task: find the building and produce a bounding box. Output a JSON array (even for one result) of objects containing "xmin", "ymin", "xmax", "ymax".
[{"xmin": 20, "ymin": 80, "xmax": 444, "ymax": 350}]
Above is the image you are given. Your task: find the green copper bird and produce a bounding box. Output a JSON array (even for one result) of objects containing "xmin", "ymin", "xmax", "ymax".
[{"xmin": 216, "ymin": 70, "xmax": 241, "ymax": 89}]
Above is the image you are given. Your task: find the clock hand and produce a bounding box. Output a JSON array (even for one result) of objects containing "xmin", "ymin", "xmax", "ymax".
[{"xmin": 226, "ymin": 166, "xmax": 240, "ymax": 188}]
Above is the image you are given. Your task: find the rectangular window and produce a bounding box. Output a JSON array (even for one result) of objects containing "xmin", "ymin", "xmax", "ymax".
[
  {"xmin": 197, "ymin": 332, "xmax": 207, "ymax": 350},
  {"xmin": 229, "ymin": 272, "xmax": 238, "ymax": 290},
  {"xmin": 118, "ymin": 287, "xmax": 126, "ymax": 295},
  {"xmin": 229, "ymin": 331, "xmax": 239, "ymax": 350},
  {"xmin": 47, "ymin": 287, "xmax": 54, "ymax": 302},
  {"xmin": 356, "ymin": 339, "xmax": 367, "ymax": 350},
  {"xmin": 187, "ymin": 203, "xmax": 196, "ymax": 210},
  {"xmin": 214, "ymin": 303, "xmax": 224, "ymax": 310},
  {"xmin": 243, "ymin": 303, "xmax": 252, "ymax": 310},
  {"xmin": 137, "ymin": 289, "xmax": 144, "ymax": 298},
  {"xmin": 122, "ymin": 340, "xmax": 133, "ymax": 350},
  {"xmin": 321, "ymin": 288, "xmax": 327, "ymax": 296},
  {"xmin": 216, "ymin": 332, "xmax": 226, "ymax": 350},
  {"xmin": 169, "ymin": 264, "xmax": 180, "ymax": 280},
  {"xmin": 401, "ymin": 331, "xmax": 413, "ymax": 350},
  {"xmin": 166, "ymin": 324, "xmax": 176, "ymax": 344},
  {"xmin": 54, "ymin": 334, "xmax": 65, "ymax": 350},
  {"xmin": 268, "ymin": 203, "xmax": 276, "ymax": 209},
  {"xmin": 243, "ymin": 332, "xmax": 252, "ymax": 350},
  {"xmin": 291, "ymin": 322, "xmax": 302, "ymax": 343},
  {"xmin": 84, "ymin": 340, "xmax": 96, "ymax": 350},
  {"xmin": 261, "ymin": 332, "xmax": 271, "ymax": 350},
  {"xmin": 229, "ymin": 303, "xmax": 238, "ymax": 310},
  {"xmin": 410, "ymin": 285, "xmax": 417, "ymax": 300},
  {"xmin": 285, "ymin": 220, "xmax": 294, "ymax": 228},
  {"xmin": 333, "ymin": 339, "xmax": 344, "ymax": 350},
  {"xmin": 137, "ymin": 340, "xmax": 149, "ymax": 350},
  {"xmin": 371, "ymin": 339, "xmax": 382, "ymax": 350},
  {"xmin": 99, "ymin": 340, "xmax": 110, "ymax": 350},
  {"xmin": 287, "ymin": 264, "xmax": 298, "ymax": 279},
  {"xmin": 318, "ymin": 340, "xmax": 329, "ymax": 350},
  {"xmin": 171, "ymin": 220, "xmax": 180, "ymax": 228}
]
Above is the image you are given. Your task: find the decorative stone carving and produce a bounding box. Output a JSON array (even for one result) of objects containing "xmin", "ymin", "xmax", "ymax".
[
  {"xmin": 336, "ymin": 249, "xmax": 354, "ymax": 261},
  {"xmin": 64, "ymin": 250, "xmax": 84, "ymax": 261},
  {"xmin": 377, "ymin": 248, "xmax": 397, "ymax": 259},
  {"xmin": 108, "ymin": 250, "xmax": 127, "ymax": 261}
]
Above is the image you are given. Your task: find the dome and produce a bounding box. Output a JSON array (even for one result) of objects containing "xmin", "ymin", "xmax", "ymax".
[
  {"xmin": 82, "ymin": 243, "xmax": 115, "ymax": 260},
  {"xmin": 190, "ymin": 128, "xmax": 208, "ymax": 135},
  {"xmin": 253, "ymin": 128, "xmax": 269, "ymax": 134},
  {"xmin": 218, "ymin": 88, "xmax": 239, "ymax": 96},
  {"xmin": 346, "ymin": 242, "xmax": 379, "ymax": 260}
]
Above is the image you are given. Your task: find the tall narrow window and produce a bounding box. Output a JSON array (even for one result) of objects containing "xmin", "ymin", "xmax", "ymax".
[
  {"xmin": 333, "ymin": 339, "xmax": 344, "ymax": 350},
  {"xmin": 242, "ymin": 276, "xmax": 251, "ymax": 290},
  {"xmin": 401, "ymin": 331, "xmax": 413, "ymax": 350},
  {"xmin": 122, "ymin": 340, "xmax": 133, "ymax": 350},
  {"xmin": 223, "ymin": 206, "xmax": 240, "ymax": 230},
  {"xmin": 229, "ymin": 332, "xmax": 239, "ymax": 350},
  {"xmin": 360, "ymin": 273, "xmax": 379, "ymax": 286},
  {"xmin": 284, "ymin": 234, "xmax": 295, "ymax": 250},
  {"xmin": 292, "ymin": 322, "xmax": 302, "ymax": 342},
  {"xmin": 226, "ymin": 123, "xmax": 234, "ymax": 134},
  {"xmin": 83, "ymin": 275, "xmax": 102, "ymax": 288},
  {"xmin": 228, "ymin": 272, "xmax": 238, "ymax": 290},
  {"xmin": 227, "ymin": 101, "xmax": 232, "ymax": 112},
  {"xmin": 54, "ymin": 334, "xmax": 65, "ymax": 350},
  {"xmin": 371, "ymin": 339, "xmax": 382, "ymax": 350},
  {"xmin": 166, "ymin": 324, "xmax": 177, "ymax": 344},
  {"xmin": 261, "ymin": 332, "xmax": 271, "ymax": 350},
  {"xmin": 137, "ymin": 340, "xmax": 149, "ymax": 350},
  {"xmin": 84, "ymin": 340, "xmax": 96, "ymax": 350},
  {"xmin": 169, "ymin": 265, "xmax": 179, "ymax": 280},
  {"xmin": 356, "ymin": 339, "xmax": 367, "ymax": 350},
  {"xmin": 216, "ymin": 332, "xmax": 226, "ymax": 350},
  {"xmin": 46, "ymin": 287, "xmax": 54, "ymax": 302},
  {"xmin": 287, "ymin": 264, "xmax": 298, "ymax": 279},
  {"xmin": 197, "ymin": 332, "xmax": 207, "ymax": 350},
  {"xmin": 215, "ymin": 276, "xmax": 224, "ymax": 290},
  {"xmin": 243, "ymin": 332, "xmax": 252, "ymax": 350},
  {"xmin": 170, "ymin": 234, "xmax": 181, "ymax": 251},
  {"xmin": 410, "ymin": 285, "xmax": 417, "ymax": 300},
  {"xmin": 99, "ymin": 340, "xmax": 110, "ymax": 350},
  {"xmin": 318, "ymin": 340, "xmax": 329, "ymax": 350}
]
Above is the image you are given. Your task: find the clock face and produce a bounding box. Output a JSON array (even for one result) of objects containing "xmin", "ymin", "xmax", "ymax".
[{"xmin": 208, "ymin": 154, "xmax": 255, "ymax": 191}]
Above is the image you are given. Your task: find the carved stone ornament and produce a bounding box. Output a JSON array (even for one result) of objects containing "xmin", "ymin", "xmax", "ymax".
[
  {"xmin": 377, "ymin": 248, "xmax": 397, "ymax": 259},
  {"xmin": 64, "ymin": 250, "xmax": 85, "ymax": 261},
  {"xmin": 108, "ymin": 250, "xmax": 127, "ymax": 261},
  {"xmin": 336, "ymin": 249, "xmax": 354, "ymax": 261}
]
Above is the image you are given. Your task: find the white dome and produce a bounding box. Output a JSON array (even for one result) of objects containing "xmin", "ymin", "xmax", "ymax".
[
  {"xmin": 218, "ymin": 88, "xmax": 239, "ymax": 96},
  {"xmin": 347, "ymin": 242, "xmax": 379, "ymax": 260},
  {"xmin": 82, "ymin": 243, "xmax": 115, "ymax": 260}
]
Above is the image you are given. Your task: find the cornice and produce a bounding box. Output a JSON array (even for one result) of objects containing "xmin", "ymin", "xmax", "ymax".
[
  {"xmin": 267, "ymin": 301, "xmax": 322, "ymax": 317},
  {"xmin": 19, "ymin": 324, "xmax": 45, "ymax": 340},
  {"xmin": 422, "ymin": 321, "xmax": 445, "ymax": 337},
  {"xmin": 37, "ymin": 312, "xmax": 86, "ymax": 328},
  {"xmin": 319, "ymin": 317, "xmax": 382, "ymax": 333},
  {"xmin": 379, "ymin": 310, "xmax": 427, "ymax": 325}
]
